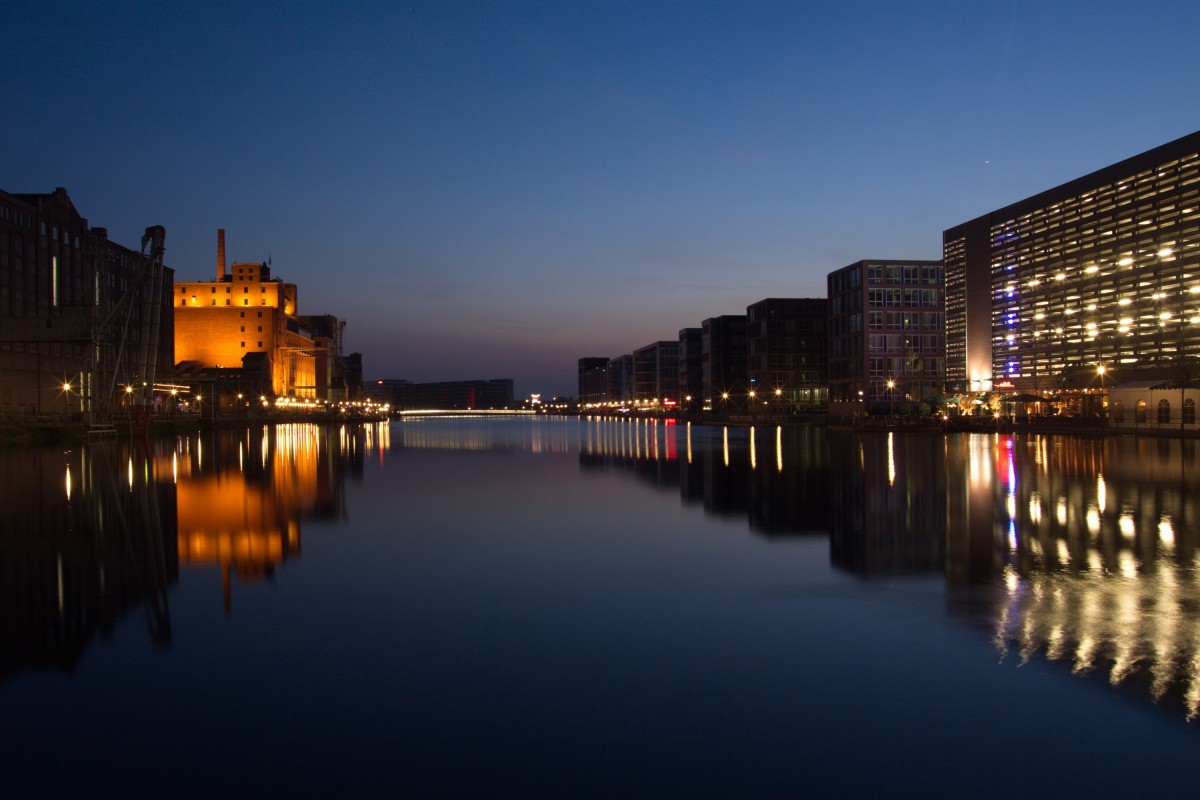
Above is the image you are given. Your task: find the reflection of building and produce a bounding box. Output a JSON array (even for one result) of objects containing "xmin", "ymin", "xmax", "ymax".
[
  {"xmin": 827, "ymin": 260, "xmax": 944, "ymax": 416},
  {"xmin": 577, "ymin": 419, "xmax": 828, "ymax": 536},
  {"xmin": 171, "ymin": 424, "xmax": 347, "ymax": 612},
  {"xmin": 745, "ymin": 298, "xmax": 829, "ymax": 410},
  {"xmin": 943, "ymin": 130, "xmax": 1200, "ymax": 395},
  {"xmin": 0, "ymin": 187, "xmax": 175, "ymax": 418},
  {"xmin": 828, "ymin": 431, "xmax": 945, "ymax": 576},
  {"xmin": 174, "ymin": 230, "xmax": 351, "ymax": 399},
  {"xmin": 747, "ymin": 425, "xmax": 829, "ymax": 536},
  {"xmin": 0, "ymin": 443, "xmax": 177, "ymax": 682},
  {"xmin": 945, "ymin": 433, "xmax": 1200, "ymax": 720}
]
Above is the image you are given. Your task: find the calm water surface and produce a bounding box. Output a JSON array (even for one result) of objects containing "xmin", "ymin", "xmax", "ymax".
[{"xmin": 2, "ymin": 417, "xmax": 1200, "ymax": 797}]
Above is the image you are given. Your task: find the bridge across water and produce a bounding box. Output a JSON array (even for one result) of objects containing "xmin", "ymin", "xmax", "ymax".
[{"xmin": 394, "ymin": 409, "xmax": 536, "ymax": 418}]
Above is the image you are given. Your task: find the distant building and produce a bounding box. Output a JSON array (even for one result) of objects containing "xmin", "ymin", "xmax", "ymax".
[
  {"xmin": 826, "ymin": 260, "xmax": 944, "ymax": 416},
  {"xmin": 174, "ymin": 230, "xmax": 347, "ymax": 400},
  {"xmin": 678, "ymin": 327, "xmax": 703, "ymax": 411},
  {"xmin": 374, "ymin": 378, "xmax": 514, "ymax": 410},
  {"xmin": 0, "ymin": 187, "xmax": 174, "ymax": 420},
  {"xmin": 607, "ymin": 354, "xmax": 634, "ymax": 404},
  {"xmin": 632, "ymin": 341, "xmax": 680, "ymax": 407},
  {"xmin": 943, "ymin": 129, "xmax": 1200, "ymax": 396},
  {"xmin": 701, "ymin": 315, "xmax": 748, "ymax": 410},
  {"xmin": 578, "ymin": 357, "xmax": 608, "ymax": 406},
  {"xmin": 745, "ymin": 298, "xmax": 829, "ymax": 411}
]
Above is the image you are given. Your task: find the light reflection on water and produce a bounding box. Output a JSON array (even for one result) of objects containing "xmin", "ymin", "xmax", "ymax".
[
  {"xmin": 4, "ymin": 418, "xmax": 1200, "ymax": 794},
  {"xmin": 942, "ymin": 433, "xmax": 1200, "ymax": 720}
]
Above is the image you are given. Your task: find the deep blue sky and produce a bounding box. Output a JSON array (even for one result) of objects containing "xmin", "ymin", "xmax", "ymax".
[{"xmin": 4, "ymin": 1, "xmax": 1198, "ymax": 396}]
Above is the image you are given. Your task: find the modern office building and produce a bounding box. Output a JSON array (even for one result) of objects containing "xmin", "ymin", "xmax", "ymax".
[
  {"xmin": 175, "ymin": 230, "xmax": 347, "ymax": 400},
  {"xmin": 632, "ymin": 340, "xmax": 680, "ymax": 406},
  {"xmin": 678, "ymin": 327, "xmax": 703, "ymax": 411},
  {"xmin": 745, "ymin": 298, "xmax": 829, "ymax": 411},
  {"xmin": 827, "ymin": 260, "xmax": 945, "ymax": 416},
  {"xmin": 943, "ymin": 130, "xmax": 1200, "ymax": 399},
  {"xmin": 607, "ymin": 354, "xmax": 634, "ymax": 404},
  {"xmin": 0, "ymin": 187, "xmax": 175, "ymax": 420},
  {"xmin": 701, "ymin": 315, "xmax": 748, "ymax": 410},
  {"xmin": 577, "ymin": 357, "xmax": 608, "ymax": 406}
]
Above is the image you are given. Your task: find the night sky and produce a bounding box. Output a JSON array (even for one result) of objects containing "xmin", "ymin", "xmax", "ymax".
[{"xmin": 4, "ymin": 1, "xmax": 1198, "ymax": 397}]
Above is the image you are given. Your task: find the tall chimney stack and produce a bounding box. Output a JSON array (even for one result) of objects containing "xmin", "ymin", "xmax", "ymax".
[{"xmin": 217, "ymin": 228, "xmax": 226, "ymax": 281}]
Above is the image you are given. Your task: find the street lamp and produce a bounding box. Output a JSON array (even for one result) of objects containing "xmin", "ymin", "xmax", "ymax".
[{"xmin": 887, "ymin": 379, "xmax": 896, "ymax": 418}]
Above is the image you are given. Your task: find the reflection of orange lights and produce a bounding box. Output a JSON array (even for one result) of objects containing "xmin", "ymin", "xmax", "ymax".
[
  {"xmin": 174, "ymin": 431, "xmax": 318, "ymax": 577},
  {"xmin": 180, "ymin": 530, "xmax": 285, "ymax": 564}
]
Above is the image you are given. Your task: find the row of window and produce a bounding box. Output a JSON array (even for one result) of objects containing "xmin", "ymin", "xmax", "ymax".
[
  {"xmin": 865, "ymin": 265, "xmax": 943, "ymax": 285},
  {"xmin": 1114, "ymin": 397, "xmax": 1197, "ymax": 425},
  {"xmin": 867, "ymin": 288, "xmax": 941, "ymax": 308},
  {"xmin": 183, "ymin": 285, "xmax": 272, "ymax": 294},
  {"xmin": 182, "ymin": 298, "xmax": 273, "ymax": 306},
  {"xmin": 36, "ymin": 222, "xmax": 81, "ymax": 248},
  {"xmin": 867, "ymin": 357, "xmax": 945, "ymax": 376},
  {"xmin": 867, "ymin": 334, "xmax": 942, "ymax": 354},
  {"xmin": 0, "ymin": 204, "xmax": 35, "ymax": 230},
  {"xmin": 867, "ymin": 311, "xmax": 944, "ymax": 330}
]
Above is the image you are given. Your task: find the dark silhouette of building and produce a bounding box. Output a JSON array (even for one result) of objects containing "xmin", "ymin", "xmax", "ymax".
[
  {"xmin": 678, "ymin": 327, "xmax": 703, "ymax": 411},
  {"xmin": 827, "ymin": 259, "xmax": 944, "ymax": 417},
  {"xmin": 0, "ymin": 187, "xmax": 175, "ymax": 420},
  {"xmin": 578, "ymin": 357, "xmax": 608, "ymax": 406},
  {"xmin": 632, "ymin": 341, "xmax": 680, "ymax": 408},
  {"xmin": 745, "ymin": 297, "xmax": 829, "ymax": 411},
  {"xmin": 702, "ymin": 315, "xmax": 748, "ymax": 411},
  {"xmin": 607, "ymin": 354, "xmax": 633, "ymax": 404},
  {"xmin": 375, "ymin": 378, "xmax": 514, "ymax": 410}
]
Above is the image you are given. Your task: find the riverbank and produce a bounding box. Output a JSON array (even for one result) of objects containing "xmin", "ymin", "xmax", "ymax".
[
  {"xmin": 0, "ymin": 411, "xmax": 389, "ymax": 446},
  {"xmin": 8, "ymin": 410, "xmax": 1200, "ymax": 444}
]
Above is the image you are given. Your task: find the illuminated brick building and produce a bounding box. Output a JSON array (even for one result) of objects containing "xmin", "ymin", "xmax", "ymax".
[
  {"xmin": 174, "ymin": 230, "xmax": 348, "ymax": 399},
  {"xmin": 943, "ymin": 130, "xmax": 1200, "ymax": 396}
]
